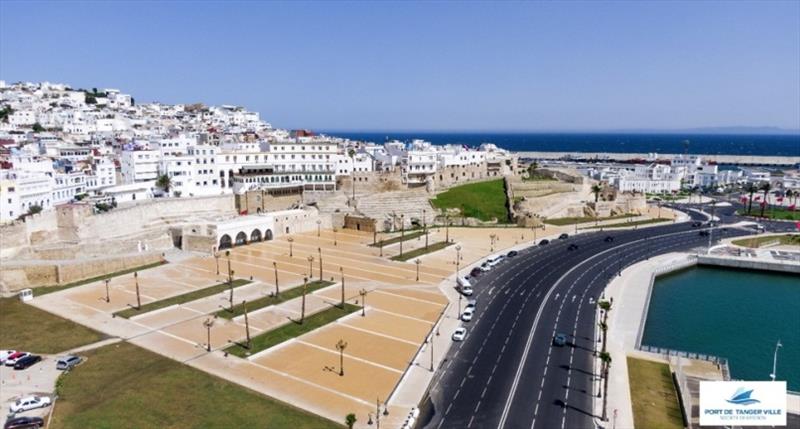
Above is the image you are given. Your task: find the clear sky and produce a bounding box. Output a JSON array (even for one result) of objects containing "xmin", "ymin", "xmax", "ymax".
[{"xmin": 1, "ymin": 1, "xmax": 798, "ymax": 131}]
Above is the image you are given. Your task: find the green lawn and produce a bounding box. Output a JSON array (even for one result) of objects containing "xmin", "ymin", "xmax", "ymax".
[
  {"xmin": 50, "ymin": 341, "xmax": 340, "ymax": 429},
  {"xmin": 732, "ymin": 234, "xmax": 800, "ymax": 248},
  {"xmin": 0, "ymin": 297, "xmax": 105, "ymax": 353},
  {"xmin": 430, "ymin": 179, "xmax": 510, "ymax": 222},
  {"xmin": 226, "ymin": 303, "xmax": 360, "ymax": 358},
  {"xmin": 115, "ymin": 279, "xmax": 251, "ymax": 319},
  {"xmin": 627, "ymin": 357, "xmax": 684, "ymax": 429},
  {"xmin": 544, "ymin": 213, "xmax": 635, "ymax": 226},
  {"xmin": 737, "ymin": 207, "xmax": 800, "ymax": 220},
  {"xmin": 35, "ymin": 261, "xmax": 166, "ymax": 296},
  {"xmin": 390, "ymin": 241, "xmax": 453, "ymax": 262},
  {"xmin": 369, "ymin": 230, "xmax": 426, "ymax": 247},
  {"xmin": 584, "ymin": 218, "xmax": 671, "ymax": 229},
  {"xmin": 216, "ymin": 280, "xmax": 334, "ymax": 319}
]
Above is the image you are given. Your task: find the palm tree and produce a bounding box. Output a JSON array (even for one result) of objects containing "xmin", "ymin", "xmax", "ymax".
[
  {"xmin": 591, "ymin": 184, "xmax": 603, "ymax": 203},
  {"xmin": 598, "ymin": 300, "xmax": 612, "ymax": 354},
  {"xmin": 345, "ymin": 413, "xmax": 357, "ymax": 429},
  {"xmin": 600, "ymin": 351, "xmax": 612, "ymax": 421},
  {"xmin": 759, "ymin": 182, "xmax": 772, "ymax": 218},
  {"xmin": 745, "ymin": 183, "xmax": 758, "ymax": 214},
  {"xmin": 156, "ymin": 174, "xmax": 172, "ymax": 194}
]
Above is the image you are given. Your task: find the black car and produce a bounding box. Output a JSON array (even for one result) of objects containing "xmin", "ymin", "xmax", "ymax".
[
  {"xmin": 567, "ymin": 243, "xmax": 579, "ymax": 251},
  {"xmin": 604, "ymin": 236, "xmax": 614, "ymax": 242},
  {"xmin": 691, "ymin": 221, "xmax": 702, "ymax": 227},
  {"xmin": 506, "ymin": 250, "xmax": 518, "ymax": 258},
  {"xmin": 4, "ymin": 416, "xmax": 44, "ymax": 429},
  {"xmin": 470, "ymin": 267, "xmax": 482, "ymax": 277},
  {"xmin": 699, "ymin": 230, "xmax": 710, "ymax": 236},
  {"xmin": 538, "ymin": 239, "xmax": 550, "ymax": 246},
  {"xmin": 558, "ymin": 233, "xmax": 569, "ymax": 240},
  {"xmin": 13, "ymin": 354, "xmax": 41, "ymax": 370}
]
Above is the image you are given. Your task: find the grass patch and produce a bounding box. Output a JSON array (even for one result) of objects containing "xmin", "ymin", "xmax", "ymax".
[
  {"xmin": 431, "ymin": 179, "xmax": 509, "ymax": 222},
  {"xmin": 584, "ymin": 218, "xmax": 671, "ymax": 229},
  {"xmin": 35, "ymin": 261, "xmax": 166, "ymax": 296},
  {"xmin": 731, "ymin": 234, "xmax": 800, "ymax": 248},
  {"xmin": 390, "ymin": 241, "xmax": 453, "ymax": 262},
  {"xmin": 544, "ymin": 213, "xmax": 635, "ymax": 226},
  {"xmin": 50, "ymin": 341, "xmax": 339, "ymax": 429},
  {"xmin": 627, "ymin": 357, "xmax": 684, "ymax": 429},
  {"xmin": 114, "ymin": 279, "xmax": 251, "ymax": 319},
  {"xmin": 736, "ymin": 207, "xmax": 800, "ymax": 221},
  {"xmin": 0, "ymin": 297, "xmax": 105, "ymax": 353},
  {"xmin": 216, "ymin": 280, "xmax": 334, "ymax": 319},
  {"xmin": 226, "ymin": 303, "xmax": 360, "ymax": 357},
  {"xmin": 369, "ymin": 230, "xmax": 426, "ymax": 247}
]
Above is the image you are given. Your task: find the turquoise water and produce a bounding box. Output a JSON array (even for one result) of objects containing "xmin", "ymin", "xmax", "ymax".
[{"xmin": 642, "ymin": 266, "xmax": 800, "ymax": 391}]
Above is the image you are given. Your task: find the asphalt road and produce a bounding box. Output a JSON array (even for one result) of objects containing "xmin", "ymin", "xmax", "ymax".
[{"xmin": 420, "ymin": 205, "xmax": 779, "ymax": 429}]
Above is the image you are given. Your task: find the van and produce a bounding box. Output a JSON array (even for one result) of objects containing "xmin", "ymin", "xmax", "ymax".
[
  {"xmin": 457, "ymin": 276, "xmax": 472, "ymax": 288},
  {"xmin": 486, "ymin": 255, "xmax": 503, "ymax": 267}
]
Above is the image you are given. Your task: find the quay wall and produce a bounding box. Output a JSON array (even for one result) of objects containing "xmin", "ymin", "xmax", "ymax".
[{"xmin": 518, "ymin": 151, "xmax": 800, "ymax": 166}]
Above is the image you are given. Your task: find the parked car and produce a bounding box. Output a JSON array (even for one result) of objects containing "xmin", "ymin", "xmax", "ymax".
[
  {"xmin": 470, "ymin": 267, "xmax": 482, "ymax": 277},
  {"xmin": 4, "ymin": 352, "xmax": 29, "ymax": 366},
  {"xmin": 538, "ymin": 239, "xmax": 550, "ymax": 246},
  {"xmin": 56, "ymin": 355, "xmax": 82, "ymax": 371},
  {"xmin": 452, "ymin": 327, "xmax": 467, "ymax": 341},
  {"xmin": 457, "ymin": 276, "xmax": 472, "ymax": 288},
  {"xmin": 0, "ymin": 350, "xmax": 17, "ymax": 364},
  {"xmin": 13, "ymin": 355, "xmax": 41, "ymax": 370},
  {"xmin": 567, "ymin": 243, "xmax": 579, "ymax": 251},
  {"xmin": 459, "ymin": 285, "xmax": 474, "ymax": 296},
  {"xmin": 479, "ymin": 262, "xmax": 491, "ymax": 272},
  {"xmin": 604, "ymin": 236, "xmax": 614, "ymax": 242},
  {"xmin": 3, "ymin": 416, "xmax": 44, "ymax": 429},
  {"xmin": 558, "ymin": 233, "xmax": 569, "ymax": 240},
  {"xmin": 461, "ymin": 308, "xmax": 474, "ymax": 322},
  {"xmin": 553, "ymin": 333, "xmax": 568, "ymax": 347},
  {"xmin": 506, "ymin": 250, "xmax": 518, "ymax": 258},
  {"xmin": 465, "ymin": 299, "xmax": 477, "ymax": 310},
  {"xmin": 9, "ymin": 396, "xmax": 51, "ymax": 414}
]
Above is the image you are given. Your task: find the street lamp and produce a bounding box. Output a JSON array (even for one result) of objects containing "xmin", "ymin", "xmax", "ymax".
[
  {"xmin": 415, "ymin": 259, "xmax": 421, "ymax": 282},
  {"xmin": 339, "ymin": 266, "xmax": 345, "ymax": 308},
  {"xmin": 489, "ymin": 234, "xmax": 497, "ymax": 252},
  {"xmin": 214, "ymin": 251, "xmax": 220, "ymax": 275},
  {"xmin": 429, "ymin": 334, "xmax": 435, "ymax": 372},
  {"xmin": 333, "ymin": 227, "xmax": 338, "ymax": 246},
  {"xmin": 287, "ymin": 237, "xmax": 294, "ymax": 257},
  {"xmin": 307, "ymin": 255, "xmax": 314, "ymax": 279},
  {"xmin": 272, "ymin": 261, "xmax": 279, "ymax": 297},
  {"xmin": 445, "ymin": 212, "xmax": 450, "ymax": 243},
  {"xmin": 336, "ymin": 339, "xmax": 348, "ymax": 376},
  {"xmin": 104, "ymin": 278, "xmax": 110, "ymax": 303},
  {"xmin": 423, "ymin": 209, "xmax": 428, "ymax": 249},
  {"xmin": 316, "ymin": 219, "xmax": 321, "ymax": 237},
  {"xmin": 359, "ymin": 288, "xmax": 367, "ymax": 316},
  {"xmin": 770, "ymin": 339, "xmax": 783, "ymax": 381},
  {"xmin": 134, "ymin": 271, "xmax": 141, "ymax": 310},
  {"xmin": 203, "ymin": 318, "xmax": 214, "ymax": 352},
  {"xmin": 455, "ymin": 245, "xmax": 462, "ymax": 280},
  {"xmin": 399, "ymin": 214, "xmax": 405, "ymax": 258},
  {"xmin": 300, "ymin": 277, "xmax": 308, "ymax": 323},
  {"xmin": 318, "ymin": 247, "xmax": 323, "ymax": 280}
]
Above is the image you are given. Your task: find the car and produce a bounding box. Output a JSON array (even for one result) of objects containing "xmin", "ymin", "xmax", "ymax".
[
  {"xmin": 699, "ymin": 230, "xmax": 710, "ymax": 236},
  {"xmin": 465, "ymin": 299, "xmax": 477, "ymax": 310},
  {"xmin": 567, "ymin": 243, "xmax": 579, "ymax": 251},
  {"xmin": 4, "ymin": 416, "xmax": 44, "ymax": 429},
  {"xmin": 558, "ymin": 233, "xmax": 569, "ymax": 240},
  {"xmin": 553, "ymin": 333, "xmax": 568, "ymax": 346},
  {"xmin": 0, "ymin": 350, "xmax": 17, "ymax": 364},
  {"xmin": 470, "ymin": 267, "xmax": 482, "ymax": 277},
  {"xmin": 538, "ymin": 239, "xmax": 550, "ymax": 246},
  {"xmin": 4, "ymin": 352, "xmax": 29, "ymax": 366},
  {"xmin": 457, "ymin": 276, "xmax": 472, "ymax": 288},
  {"xmin": 459, "ymin": 285, "xmax": 473, "ymax": 296},
  {"xmin": 691, "ymin": 221, "xmax": 702, "ymax": 227},
  {"xmin": 604, "ymin": 236, "xmax": 614, "ymax": 242},
  {"xmin": 506, "ymin": 250, "xmax": 518, "ymax": 258},
  {"xmin": 479, "ymin": 262, "xmax": 491, "ymax": 272},
  {"xmin": 56, "ymin": 355, "xmax": 82, "ymax": 371},
  {"xmin": 452, "ymin": 327, "xmax": 467, "ymax": 341},
  {"xmin": 486, "ymin": 255, "xmax": 503, "ymax": 267},
  {"xmin": 9, "ymin": 396, "xmax": 51, "ymax": 414},
  {"xmin": 13, "ymin": 355, "xmax": 41, "ymax": 370},
  {"xmin": 461, "ymin": 308, "xmax": 474, "ymax": 322}
]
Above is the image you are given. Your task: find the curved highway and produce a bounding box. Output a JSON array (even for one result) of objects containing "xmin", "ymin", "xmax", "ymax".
[{"xmin": 421, "ymin": 204, "xmax": 770, "ymax": 429}]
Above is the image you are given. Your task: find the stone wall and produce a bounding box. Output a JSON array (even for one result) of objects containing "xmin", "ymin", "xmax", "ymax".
[
  {"xmin": 235, "ymin": 191, "xmax": 303, "ymax": 214},
  {"xmin": 343, "ymin": 214, "xmax": 377, "ymax": 233}
]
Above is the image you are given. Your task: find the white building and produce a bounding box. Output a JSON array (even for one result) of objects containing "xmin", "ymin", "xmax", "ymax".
[{"xmin": 121, "ymin": 149, "xmax": 159, "ymax": 183}]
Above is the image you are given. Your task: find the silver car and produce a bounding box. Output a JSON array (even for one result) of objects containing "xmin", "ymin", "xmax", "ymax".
[{"xmin": 56, "ymin": 355, "xmax": 82, "ymax": 370}]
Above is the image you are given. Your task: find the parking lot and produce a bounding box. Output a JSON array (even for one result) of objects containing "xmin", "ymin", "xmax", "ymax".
[{"xmin": 1, "ymin": 355, "xmax": 59, "ymax": 423}]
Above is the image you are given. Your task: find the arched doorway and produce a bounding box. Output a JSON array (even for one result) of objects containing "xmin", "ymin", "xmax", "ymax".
[
  {"xmin": 265, "ymin": 229, "xmax": 274, "ymax": 241},
  {"xmin": 235, "ymin": 231, "xmax": 247, "ymax": 246},
  {"xmin": 219, "ymin": 234, "xmax": 232, "ymax": 250},
  {"xmin": 250, "ymin": 229, "xmax": 262, "ymax": 242}
]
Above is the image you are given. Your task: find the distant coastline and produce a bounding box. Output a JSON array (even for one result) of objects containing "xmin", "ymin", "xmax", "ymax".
[{"xmin": 325, "ymin": 131, "xmax": 800, "ymax": 157}]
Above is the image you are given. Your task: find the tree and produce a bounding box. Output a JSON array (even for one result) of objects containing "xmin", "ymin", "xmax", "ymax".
[
  {"xmin": 27, "ymin": 205, "xmax": 42, "ymax": 216},
  {"xmin": 156, "ymin": 174, "xmax": 172, "ymax": 194},
  {"xmin": 600, "ymin": 351, "xmax": 612, "ymax": 421},
  {"xmin": 345, "ymin": 413, "xmax": 357, "ymax": 429},
  {"xmin": 85, "ymin": 94, "xmax": 97, "ymax": 104},
  {"xmin": 527, "ymin": 161, "xmax": 539, "ymax": 178},
  {"xmin": 745, "ymin": 183, "xmax": 758, "ymax": 215},
  {"xmin": 759, "ymin": 182, "xmax": 772, "ymax": 218},
  {"xmin": 591, "ymin": 184, "xmax": 603, "ymax": 203},
  {"xmin": 598, "ymin": 300, "xmax": 612, "ymax": 354},
  {"xmin": 0, "ymin": 106, "xmax": 13, "ymax": 123},
  {"xmin": 32, "ymin": 122, "xmax": 44, "ymax": 133}
]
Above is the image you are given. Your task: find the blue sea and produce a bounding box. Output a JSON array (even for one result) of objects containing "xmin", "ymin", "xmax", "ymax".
[{"xmin": 324, "ymin": 132, "xmax": 800, "ymax": 157}]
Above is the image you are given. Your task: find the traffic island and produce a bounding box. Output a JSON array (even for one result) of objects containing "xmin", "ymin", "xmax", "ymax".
[
  {"xmin": 215, "ymin": 280, "xmax": 334, "ymax": 319},
  {"xmin": 390, "ymin": 241, "xmax": 454, "ymax": 262},
  {"xmin": 114, "ymin": 279, "xmax": 251, "ymax": 318}
]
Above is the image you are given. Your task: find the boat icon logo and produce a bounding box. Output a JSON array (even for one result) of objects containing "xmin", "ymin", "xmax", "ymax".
[{"xmin": 726, "ymin": 387, "xmax": 761, "ymax": 406}]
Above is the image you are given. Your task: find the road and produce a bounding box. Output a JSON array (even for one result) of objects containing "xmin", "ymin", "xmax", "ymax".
[{"xmin": 420, "ymin": 204, "xmax": 777, "ymax": 429}]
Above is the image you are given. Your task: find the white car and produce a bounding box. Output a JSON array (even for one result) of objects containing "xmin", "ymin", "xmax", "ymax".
[
  {"xmin": 452, "ymin": 327, "xmax": 467, "ymax": 341},
  {"xmin": 9, "ymin": 395, "xmax": 51, "ymax": 413},
  {"xmin": 0, "ymin": 350, "xmax": 17, "ymax": 363},
  {"xmin": 4, "ymin": 352, "xmax": 30, "ymax": 366},
  {"xmin": 461, "ymin": 308, "xmax": 474, "ymax": 322},
  {"xmin": 459, "ymin": 285, "xmax": 473, "ymax": 296}
]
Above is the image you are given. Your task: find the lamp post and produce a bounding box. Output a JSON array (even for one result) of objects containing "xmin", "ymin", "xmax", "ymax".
[
  {"xmin": 379, "ymin": 240, "xmax": 384, "ymax": 257},
  {"xmin": 415, "ymin": 259, "xmax": 421, "ymax": 282},
  {"xmin": 272, "ymin": 261, "xmax": 279, "ymax": 297},
  {"xmin": 203, "ymin": 318, "xmax": 214, "ymax": 352},
  {"xmin": 287, "ymin": 237, "xmax": 294, "ymax": 257},
  {"xmin": 316, "ymin": 219, "xmax": 321, "ymax": 237},
  {"xmin": 333, "ymin": 227, "xmax": 338, "ymax": 246},
  {"xmin": 226, "ymin": 250, "xmax": 232, "ymax": 285},
  {"xmin": 134, "ymin": 271, "xmax": 141, "ymax": 310},
  {"xmin": 339, "ymin": 266, "xmax": 345, "ymax": 308},
  {"xmin": 489, "ymin": 233, "xmax": 497, "ymax": 252},
  {"xmin": 455, "ymin": 245, "xmax": 462, "ymax": 280},
  {"xmin": 307, "ymin": 255, "xmax": 314, "ymax": 279},
  {"xmin": 336, "ymin": 339, "xmax": 348, "ymax": 376},
  {"xmin": 423, "ymin": 209, "xmax": 428, "ymax": 249},
  {"xmin": 214, "ymin": 251, "xmax": 220, "ymax": 275},
  {"xmin": 318, "ymin": 247, "xmax": 323, "ymax": 280},
  {"xmin": 770, "ymin": 339, "xmax": 783, "ymax": 381},
  {"xmin": 300, "ymin": 277, "xmax": 308, "ymax": 324},
  {"xmin": 445, "ymin": 212, "xmax": 450, "ymax": 243},
  {"xmin": 228, "ymin": 269, "xmax": 236, "ymax": 311},
  {"xmin": 359, "ymin": 288, "xmax": 367, "ymax": 316},
  {"xmin": 430, "ymin": 334, "xmax": 435, "ymax": 372},
  {"xmin": 243, "ymin": 300, "xmax": 251, "ymax": 348},
  {"xmin": 399, "ymin": 214, "xmax": 405, "ymax": 258},
  {"xmin": 104, "ymin": 278, "xmax": 110, "ymax": 303}
]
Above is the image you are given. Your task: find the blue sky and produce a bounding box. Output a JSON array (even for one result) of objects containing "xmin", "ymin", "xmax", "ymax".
[{"xmin": 1, "ymin": 1, "xmax": 798, "ymax": 131}]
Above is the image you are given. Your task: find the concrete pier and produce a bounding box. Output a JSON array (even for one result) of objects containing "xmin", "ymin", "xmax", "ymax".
[{"xmin": 517, "ymin": 151, "xmax": 800, "ymax": 166}]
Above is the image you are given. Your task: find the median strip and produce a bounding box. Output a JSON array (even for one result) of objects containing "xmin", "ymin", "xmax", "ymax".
[
  {"xmin": 390, "ymin": 241, "xmax": 453, "ymax": 261},
  {"xmin": 114, "ymin": 279, "xmax": 252, "ymax": 319},
  {"xmin": 215, "ymin": 280, "xmax": 334, "ymax": 319},
  {"xmin": 583, "ymin": 218, "xmax": 670, "ymax": 229},
  {"xmin": 370, "ymin": 230, "xmax": 426, "ymax": 247},
  {"xmin": 225, "ymin": 303, "xmax": 360, "ymax": 357}
]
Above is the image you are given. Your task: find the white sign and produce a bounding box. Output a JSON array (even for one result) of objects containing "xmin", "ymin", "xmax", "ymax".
[{"xmin": 699, "ymin": 381, "xmax": 786, "ymax": 426}]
